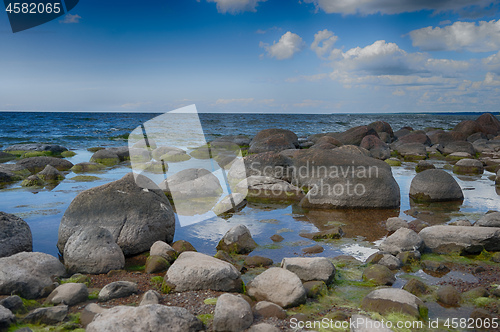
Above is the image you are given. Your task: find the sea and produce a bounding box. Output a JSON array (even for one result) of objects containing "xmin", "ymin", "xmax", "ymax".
[{"xmin": 0, "ymin": 111, "xmax": 499, "ymax": 265}]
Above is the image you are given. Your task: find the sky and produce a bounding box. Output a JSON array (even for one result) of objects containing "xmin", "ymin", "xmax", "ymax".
[{"xmin": 0, "ymin": 0, "xmax": 500, "ymax": 113}]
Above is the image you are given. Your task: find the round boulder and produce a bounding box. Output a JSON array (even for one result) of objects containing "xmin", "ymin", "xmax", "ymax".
[
  {"xmin": 46, "ymin": 283, "xmax": 89, "ymax": 306},
  {"xmin": 453, "ymin": 159, "xmax": 484, "ymax": 175},
  {"xmin": 247, "ymin": 267, "xmax": 306, "ymax": 308},
  {"xmin": 475, "ymin": 211, "xmax": 500, "ymax": 227},
  {"xmin": 90, "ymin": 149, "xmax": 120, "ymax": 166},
  {"xmin": 216, "ymin": 224, "xmax": 257, "ymax": 254},
  {"xmin": 281, "ymin": 257, "xmax": 336, "ymax": 284},
  {"xmin": 0, "ymin": 212, "xmax": 32, "ymax": 258},
  {"xmin": 58, "ymin": 173, "xmax": 175, "ymax": 256},
  {"xmin": 362, "ymin": 264, "xmax": 395, "ymax": 286},
  {"xmin": 213, "ymin": 293, "xmax": 253, "ymax": 332},
  {"xmin": 17, "ymin": 156, "xmax": 73, "ymax": 174},
  {"xmin": 249, "ymin": 129, "xmax": 299, "ymax": 154},
  {"xmin": 361, "ymin": 288, "xmax": 428, "ymax": 319},
  {"xmin": 409, "ymin": 169, "xmax": 463, "ymax": 202},
  {"xmin": 379, "ymin": 228, "xmax": 423, "ymax": 255}
]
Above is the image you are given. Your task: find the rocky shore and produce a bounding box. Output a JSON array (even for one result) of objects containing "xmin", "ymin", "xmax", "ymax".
[{"xmin": 0, "ymin": 112, "xmax": 499, "ymax": 331}]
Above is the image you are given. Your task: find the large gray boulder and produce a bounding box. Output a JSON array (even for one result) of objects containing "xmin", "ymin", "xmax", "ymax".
[
  {"xmin": 216, "ymin": 224, "xmax": 257, "ymax": 254},
  {"xmin": 409, "ymin": 169, "xmax": 463, "ymax": 202},
  {"xmin": 17, "ymin": 156, "xmax": 73, "ymax": 174},
  {"xmin": 165, "ymin": 252, "xmax": 242, "ymax": 292},
  {"xmin": 247, "ymin": 267, "xmax": 306, "ymax": 308},
  {"xmin": 86, "ymin": 304, "xmax": 203, "ymax": 332},
  {"xmin": 46, "ymin": 283, "xmax": 89, "ymax": 306},
  {"xmin": 0, "ymin": 252, "xmax": 66, "ymax": 299},
  {"xmin": 58, "ymin": 173, "xmax": 175, "ymax": 256},
  {"xmin": 161, "ymin": 168, "xmax": 223, "ymax": 199},
  {"xmin": 281, "ymin": 257, "xmax": 336, "ymax": 284},
  {"xmin": 291, "ymin": 149, "xmax": 400, "ymax": 209},
  {"xmin": 379, "ymin": 228, "xmax": 423, "ymax": 255},
  {"xmin": 0, "ymin": 212, "xmax": 32, "ymax": 258},
  {"xmin": 63, "ymin": 226, "xmax": 125, "ymax": 274},
  {"xmin": 475, "ymin": 211, "xmax": 500, "ymax": 227},
  {"xmin": 453, "ymin": 159, "xmax": 484, "ymax": 175},
  {"xmin": 213, "ymin": 294, "xmax": 253, "ymax": 332},
  {"xmin": 361, "ymin": 288, "xmax": 428, "ymax": 319},
  {"xmin": 419, "ymin": 225, "xmax": 500, "ymax": 254},
  {"xmin": 24, "ymin": 305, "xmax": 68, "ymax": 324},
  {"xmin": 249, "ymin": 129, "xmax": 299, "ymax": 154},
  {"xmin": 360, "ymin": 135, "xmax": 390, "ymax": 160}
]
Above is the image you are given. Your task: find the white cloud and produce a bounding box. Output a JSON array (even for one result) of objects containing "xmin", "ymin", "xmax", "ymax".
[
  {"xmin": 311, "ymin": 29, "xmax": 339, "ymax": 58},
  {"xmin": 409, "ymin": 19, "xmax": 500, "ymax": 52},
  {"xmin": 260, "ymin": 31, "xmax": 305, "ymax": 60},
  {"xmin": 60, "ymin": 14, "xmax": 81, "ymax": 24},
  {"xmin": 483, "ymin": 72, "xmax": 500, "ymax": 86},
  {"xmin": 215, "ymin": 98, "xmax": 254, "ymax": 105},
  {"xmin": 483, "ymin": 50, "xmax": 500, "ymax": 73},
  {"xmin": 302, "ymin": 0, "xmax": 496, "ymax": 15},
  {"xmin": 205, "ymin": 0, "xmax": 266, "ymax": 14}
]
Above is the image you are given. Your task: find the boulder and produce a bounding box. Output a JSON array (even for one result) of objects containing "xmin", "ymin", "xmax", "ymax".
[
  {"xmin": 396, "ymin": 250, "xmax": 421, "ymax": 264},
  {"xmin": 394, "ymin": 143, "xmax": 427, "ymax": 160},
  {"xmin": 415, "ymin": 160, "xmax": 435, "ymax": 173},
  {"xmin": 236, "ymin": 151, "xmax": 294, "ymax": 182},
  {"xmin": 145, "ymin": 255, "xmax": 170, "ymax": 274},
  {"xmin": 291, "ymin": 149, "xmax": 400, "ymax": 209},
  {"xmin": 58, "ymin": 173, "xmax": 175, "ymax": 256},
  {"xmin": 474, "ymin": 211, "xmax": 500, "ymax": 227},
  {"xmin": 216, "ymin": 224, "xmax": 257, "ymax": 254},
  {"xmin": 0, "ymin": 168, "xmax": 22, "ymax": 184},
  {"xmin": 150, "ymin": 241, "xmax": 177, "ymax": 263},
  {"xmin": 419, "ymin": 225, "xmax": 500, "ymax": 254},
  {"xmin": 453, "ymin": 120, "xmax": 483, "ymax": 137},
  {"xmin": 0, "ymin": 295, "xmax": 25, "ymax": 314},
  {"xmin": 453, "ymin": 159, "xmax": 484, "ymax": 175},
  {"xmin": 334, "ymin": 126, "xmax": 378, "ymax": 146},
  {"xmin": 247, "ymin": 267, "xmax": 306, "ymax": 308},
  {"xmin": 361, "ymin": 288, "xmax": 428, "ymax": 319},
  {"xmin": 403, "ymin": 278, "xmax": 430, "ymax": 296},
  {"xmin": 90, "ymin": 149, "xmax": 120, "ymax": 166},
  {"xmin": 379, "ymin": 228, "xmax": 423, "ymax": 255},
  {"xmin": 394, "ymin": 128, "xmax": 411, "ymax": 139},
  {"xmin": 71, "ymin": 162, "xmax": 105, "ymax": 173},
  {"xmin": 107, "ymin": 147, "xmax": 130, "ymax": 161},
  {"xmin": 98, "ymin": 281, "xmax": 138, "ymax": 302},
  {"xmin": 310, "ymin": 136, "xmax": 343, "ymax": 150},
  {"xmin": 213, "ymin": 293, "xmax": 253, "ymax": 332},
  {"xmin": 0, "ymin": 151, "xmax": 16, "ymax": 163},
  {"xmin": 17, "ymin": 156, "xmax": 73, "ymax": 173},
  {"xmin": 4, "ymin": 144, "xmax": 68, "ymax": 156},
  {"xmin": 24, "ymin": 305, "xmax": 68, "ymax": 324},
  {"xmin": 21, "ymin": 175, "xmax": 43, "ymax": 187},
  {"xmin": 0, "ymin": 305, "xmax": 15, "ymax": 329},
  {"xmin": 86, "ymin": 305, "xmax": 204, "ymax": 332},
  {"xmin": 63, "ymin": 226, "xmax": 125, "ymax": 274},
  {"xmin": 467, "ymin": 132, "xmax": 488, "ymax": 143},
  {"xmin": 0, "ymin": 252, "xmax": 66, "ymax": 299},
  {"xmin": 46, "ymin": 283, "xmax": 88, "ymax": 306},
  {"xmin": 409, "ymin": 169, "xmax": 463, "ymax": 202},
  {"xmin": 281, "ymin": 257, "xmax": 335, "ymax": 284},
  {"xmin": 475, "ymin": 112, "xmax": 500, "ymax": 135},
  {"xmin": 172, "ymin": 240, "xmax": 196, "ymax": 253},
  {"xmin": 139, "ymin": 290, "xmax": 161, "ymax": 306},
  {"xmin": 377, "ymin": 254, "xmax": 403, "ymax": 270},
  {"xmin": 235, "ymin": 176, "xmax": 304, "ymax": 202},
  {"xmin": 165, "ymin": 252, "xmax": 242, "ymax": 292},
  {"xmin": 385, "ymin": 217, "xmax": 408, "ymax": 232},
  {"xmin": 244, "ymin": 256, "xmax": 273, "ymax": 267},
  {"xmin": 154, "ymin": 146, "xmax": 191, "ymax": 162},
  {"xmin": 437, "ymin": 285, "xmax": 461, "ymax": 306},
  {"xmin": 360, "ymin": 135, "xmax": 390, "ymax": 160},
  {"xmin": 37, "ymin": 165, "xmax": 64, "ymax": 182},
  {"xmin": 0, "ymin": 212, "xmax": 32, "ymax": 258},
  {"xmin": 161, "ymin": 168, "xmax": 222, "ymax": 199},
  {"xmin": 253, "ymin": 301, "xmax": 287, "ymax": 319},
  {"xmin": 442, "ymin": 141, "xmax": 476, "ymax": 156},
  {"xmin": 362, "ymin": 264, "xmax": 395, "ymax": 286},
  {"xmin": 249, "ymin": 129, "xmax": 299, "ymax": 154},
  {"xmin": 367, "ymin": 121, "xmax": 394, "ymax": 138},
  {"xmin": 396, "ymin": 132, "xmax": 431, "ymax": 146}
]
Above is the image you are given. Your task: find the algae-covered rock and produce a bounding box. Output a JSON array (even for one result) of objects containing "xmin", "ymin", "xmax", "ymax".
[
  {"xmin": 216, "ymin": 224, "xmax": 257, "ymax": 254},
  {"xmin": 409, "ymin": 169, "xmax": 463, "ymax": 202},
  {"xmin": 361, "ymin": 288, "xmax": 428, "ymax": 319},
  {"xmin": 362, "ymin": 264, "xmax": 395, "ymax": 285}
]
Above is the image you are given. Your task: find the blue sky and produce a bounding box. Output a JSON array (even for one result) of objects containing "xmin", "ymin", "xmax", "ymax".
[{"xmin": 1, "ymin": 0, "xmax": 500, "ymax": 113}]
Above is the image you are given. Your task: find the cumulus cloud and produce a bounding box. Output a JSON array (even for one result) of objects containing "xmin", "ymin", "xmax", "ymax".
[
  {"xmin": 409, "ymin": 19, "xmax": 500, "ymax": 52},
  {"xmin": 205, "ymin": 0, "xmax": 266, "ymax": 14},
  {"xmin": 302, "ymin": 0, "xmax": 496, "ymax": 15},
  {"xmin": 260, "ymin": 31, "xmax": 305, "ymax": 60},
  {"xmin": 483, "ymin": 50, "xmax": 500, "ymax": 73},
  {"xmin": 60, "ymin": 14, "xmax": 81, "ymax": 23},
  {"xmin": 311, "ymin": 29, "xmax": 339, "ymax": 58}
]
